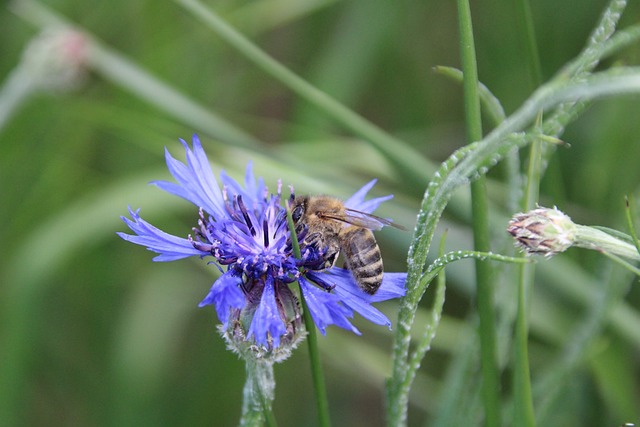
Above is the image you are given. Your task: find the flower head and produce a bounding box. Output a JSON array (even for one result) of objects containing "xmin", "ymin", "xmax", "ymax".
[
  {"xmin": 21, "ymin": 28, "xmax": 88, "ymax": 92},
  {"xmin": 119, "ymin": 135, "xmax": 406, "ymax": 358},
  {"xmin": 508, "ymin": 205, "xmax": 640, "ymax": 262},
  {"xmin": 507, "ymin": 206, "xmax": 576, "ymax": 257}
]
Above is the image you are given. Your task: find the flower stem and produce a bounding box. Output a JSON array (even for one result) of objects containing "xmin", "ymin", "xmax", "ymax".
[
  {"xmin": 512, "ymin": 0, "xmax": 542, "ymax": 423},
  {"xmin": 264, "ymin": 407, "xmax": 278, "ymax": 427},
  {"xmin": 297, "ymin": 287, "xmax": 331, "ymax": 427},
  {"xmin": 513, "ymin": 264, "xmax": 536, "ymax": 426},
  {"xmin": 285, "ymin": 205, "xmax": 332, "ymax": 427},
  {"xmin": 457, "ymin": 0, "xmax": 501, "ymax": 425},
  {"xmin": 512, "ymin": 139, "xmax": 540, "ymax": 427},
  {"xmin": 240, "ymin": 359, "xmax": 278, "ymax": 427},
  {"xmin": 575, "ymin": 225, "xmax": 640, "ymax": 260},
  {"xmin": 515, "ymin": 0, "xmax": 543, "ymax": 89}
]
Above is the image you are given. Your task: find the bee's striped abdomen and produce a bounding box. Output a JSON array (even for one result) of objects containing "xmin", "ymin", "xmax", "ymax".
[{"xmin": 341, "ymin": 226, "xmax": 384, "ymax": 295}]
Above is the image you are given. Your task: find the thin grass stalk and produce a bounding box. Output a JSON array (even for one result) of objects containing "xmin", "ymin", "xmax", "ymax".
[
  {"xmin": 456, "ymin": 0, "xmax": 500, "ymax": 425},
  {"xmin": 539, "ymin": 0, "xmax": 628, "ymax": 169},
  {"xmin": 297, "ymin": 295, "xmax": 331, "ymax": 427},
  {"xmin": 285, "ymin": 205, "xmax": 331, "ymax": 427},
  {"xmin": 512, "ymin": 141, "xmax": 540, "ymax": 427},
  {"xmin": 511, "ymin": 0, "xmax": 544, "ymax": 424},
  {"xmin": 386, "ymin": 65, "xmax": 640, "ymax": 419},
  {"xmin": 515, "ymin": 0, "xmax": 543, "ymax": 88}
]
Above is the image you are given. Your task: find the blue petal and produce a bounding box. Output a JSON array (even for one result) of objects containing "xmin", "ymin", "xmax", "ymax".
[
  {"xmin": 299, "ymin": 277, "xmax": 360, "ymax": 335},
  {"xmin": 219, "ymin": 169, "xmax": 246, "ymax": 202},
  {"xmin": 344, "ymin": 179, "xmax": 377, "ymax": 208},
  {"xmin": 247, "ymin": 277, "xmax": 286, "ymax": 348},
  {"xmin": 151, "ymin": 136, "xmax": 227, "ymax": 219},
  {"xmin": 117, "ymin": 207, "xmax": 203, "ymax": 261},
  {"xmin": 245, "ymin": 163, "xmax": 267, "ymax": 203},
  {"xmin": 220, "ymin": 171, "xmax": 259, "ymax": 211},
  {"xmin": 220, "ymin": 162, "xmax": 267, "ymax": 211},
  {"xmin": 184, "ymin": 136, "xmax": 227, "ymax": 213},
  {"xmin": 344, "ymin": 179, "xmax": 394, "ymax": 214},
  {"xmin": 355, "ymin": 194, "xmax": 394, "ymax": 215},
  {"xmin": 333, "ymin": 286, "xmax": 392, "ymax": 328},
  {"xmin": 152, "ymin": 147, "xmax": 202, "ymax": 205},
  {"xmin": 199, "ymin": 268, "xmax": 245, "ymax": 326},
  {"xmin": 306, "ymin": 269, "xmax": 354, "ymax": 292},
  {"xmin": 308, "ymin": 268, "xmax": 392, "ymax": 328},
  {"xmin": 370, "ymin": 272, "xmax": 407, "ymax": 302},
  {"xmin": 317, "ymin": 268, "xmax": 406, "ymax": 302}
]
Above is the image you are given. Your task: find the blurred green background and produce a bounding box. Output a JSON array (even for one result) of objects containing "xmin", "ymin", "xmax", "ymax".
[{"xmin": 1, "ymin": 0, "xmax": 640, "ymax": 426}]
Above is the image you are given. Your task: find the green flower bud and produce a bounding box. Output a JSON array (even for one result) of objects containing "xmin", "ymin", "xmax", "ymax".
[
  {"xmin": 507, "ymin": 207, "xmax": 577, "ymax": 257},
  {"xmin": 220, "ymin": 280, "xmax": 305, "ymax": 363},
  {"xmin": 21, "ymin": 29, "xmax": 88, "ymax": 92}
]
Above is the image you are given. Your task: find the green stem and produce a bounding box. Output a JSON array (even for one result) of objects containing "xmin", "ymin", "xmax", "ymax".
[
  {"xmin": 240, "ymin": 359, "xmax": 278, "ymax": 427},
  {"xmin": 515, "ymin": 0, "xmax": 543, "ymax": 88},
  {"xmin": 600, "ymin": 251, "xmax": 640, "ymax": 277},
  {"xmin": 298, "ymin": 287, "xmax": 331, "ymax": 427},
  {"xmin": 512, "ymin": 138, "xmax": 540, "ymax": 427},
  {"xmin": 388, "ymin": 2, "xmax": 636, "ymax": 425},
  {"xmin": 512, "ymin": 0, "xmax": 543, "ymax": 424},
  {"xmin": 433, "ymin": 66, "xmax": 506, "ymax": 126},
  {"xmin": 457, "ymin": 1, "xmax": 501, "ymax": 426},
  {"xmin": 264, "ymin": 408, "xmax": 278, "ymax": 427},
  {"xmin": 471, "ymin": 183, "xmax": 500, "ymax": 427},
  {"xmin": 385, "ymin": 249, "xmax": 530, "ymax": 425},
  {"xmin": 174, "ymin": 0, "xmax": 433, "ymax": 182},
  {"xmin": 513, "ymin": 263, "xmax": 536, "ymax": 427},
  {"xmin": 285, "ymin": 205, "xmax": 331, "ymax": 427},
  {"xmin": 575, "ymin": 225, "xmax": 640, "ymax": 260}
]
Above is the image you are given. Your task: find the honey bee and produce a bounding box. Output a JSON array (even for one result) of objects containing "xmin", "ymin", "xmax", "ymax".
[{"xmin": 290, "ymin": 195, "xmax": 402, "ymax": 295}]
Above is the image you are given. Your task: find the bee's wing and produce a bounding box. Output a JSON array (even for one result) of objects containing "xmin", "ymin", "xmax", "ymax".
[{"xmin": 321, "ymin": 208, "xmax": 405, "ymax": 231}]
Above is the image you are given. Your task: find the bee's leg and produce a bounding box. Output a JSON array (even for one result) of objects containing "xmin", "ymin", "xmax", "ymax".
[
  {"xmin": 304, "ymin": 232, "xmax": 339, "ymax": 269},
  {"xmin": 323, "ymin": 246, "xmax": 339, "ymax": 269},
  {"xmin": 320, "ymin": 232, "xmax": 341, "ymax": 269},
  {"xmin": 305, "ymin": 232, "xmax": 322, "ymax": 246}
]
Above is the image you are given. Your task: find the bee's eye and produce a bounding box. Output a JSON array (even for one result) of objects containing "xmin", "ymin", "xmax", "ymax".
[{"xmin": 292, "ymin": 205, "xmax": 304, "ymax": 223}]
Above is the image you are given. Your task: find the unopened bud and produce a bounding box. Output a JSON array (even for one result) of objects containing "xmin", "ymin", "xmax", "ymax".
[
  {"xmin": 220, "ymin": 282, "xmax": 305, "ymax": 363},
  {"xmin": 507, "ymin": 207, "xmax": 576, "ymax": 257},
  {"xmin": 21, "ymin": 28, "xmax": 88, "ymax": 92}
]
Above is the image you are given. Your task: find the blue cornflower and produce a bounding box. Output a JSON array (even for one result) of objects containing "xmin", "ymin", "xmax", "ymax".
[{"xmin": 118, "ymin": 135, "xmax": 406, "ymax": 355}]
